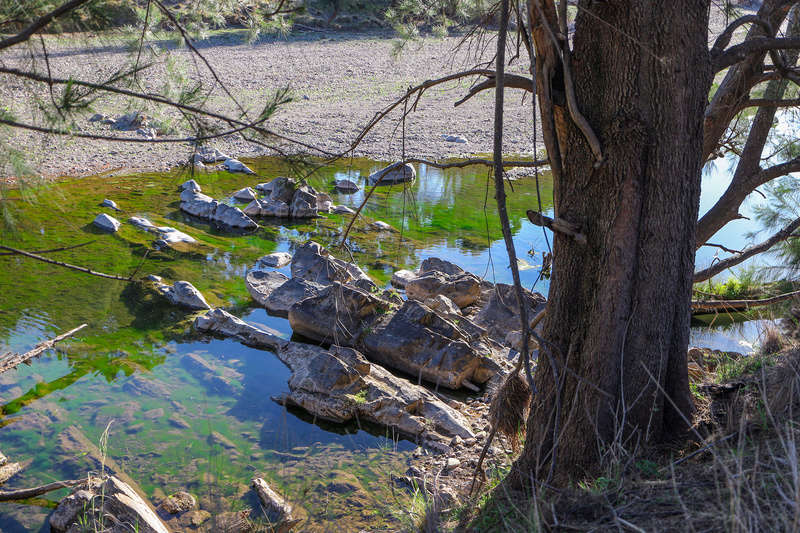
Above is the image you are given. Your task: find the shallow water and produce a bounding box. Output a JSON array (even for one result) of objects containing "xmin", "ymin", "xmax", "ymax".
[{"xmin": 0, "ymin": 156, "xmax": 768, "ymax": 531}]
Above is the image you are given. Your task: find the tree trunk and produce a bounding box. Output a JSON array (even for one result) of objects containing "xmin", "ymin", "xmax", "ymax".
[{"xmin": 516, "ymin": 0, "xmax": 712, "ymax": 485}]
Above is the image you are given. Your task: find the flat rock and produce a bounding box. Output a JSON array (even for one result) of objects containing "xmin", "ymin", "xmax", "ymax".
[
  {"xmin": 263, "ymin": 278, "xmax": 326, "ymax": 317},
  {"xmin": 368, "ymin": 162, "xmax": 416, "ymax": 185},
  {"xmin": 129, "ymin": 216, "xmax": 195, "ymax": 245},
  {"xmin": 93, "ymin": 213, "xmax": 121, "ymax": 232},
  {"xmin": 332, "ymin": 205, "xmax": 356, "ymax": 215},
  {"xmin": 245, "ymin": 270, "xmax": 289, "ymax": 307},
  {"xmin": 256, "ymin": 252, "xmax": 292, "ymax": 268},
  {"xmin": 179, "ymin": 190, "xmax": 258, "ymax": 230},
  {"xmin": 156, "ymin": 280, "xmax": 211, "ymax": 310},
  {"xmin": 391, "ymin": 269, "xmax": 417, "ymax": 289},
  {"xmin": 334, "ymin": 179, "xmax": 360, "ymax": 193}
]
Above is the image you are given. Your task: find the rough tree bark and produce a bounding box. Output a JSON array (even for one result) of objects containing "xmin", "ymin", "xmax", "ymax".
[{"xmin": 515, "ymin": 0, "xmax": 712, "ymax": 485}]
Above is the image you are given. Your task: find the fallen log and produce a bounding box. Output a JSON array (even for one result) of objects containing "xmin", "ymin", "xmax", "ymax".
[
  {"xmin": 0, "ymin": 324, "xmax": 87, "ymax": 374},
  {"xmin": 0, "ymin": 244, "xmax": 131, "ymax": 281},
  {"xmin": 691, "ymin": 289, "xmax": 800, "ymax": 314}
]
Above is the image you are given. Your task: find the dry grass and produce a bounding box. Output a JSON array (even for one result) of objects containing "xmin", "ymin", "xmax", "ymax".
[{"xmin": 488, "ymin": 371, "xmax": 531, "ymax": 453}]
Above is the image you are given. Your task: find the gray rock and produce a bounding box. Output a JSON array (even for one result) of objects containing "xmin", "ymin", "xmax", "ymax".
[
  {"xmin": 232, "ymin": 187, "xmax": 257, "ymax": 201},
  {"xmin": 333, "ymin": 205, "xmax": 356, "ymax": 215},
  {"xmin": 360, "ymin": 300, "xmax": 498, "ymax": 389},
  {"xmin": 442, "ymin": 134, "xmax": 468, "ymax": 143},
  {"xmin": 263, "ymin": 278, "xmax": 325, "ymax": 317},
  {"xmin": 101, "ymin": 199, "xmax": 120, "ymax": 211},
  {"xmin": 290, "ymin": 241, "xmax": 370, "ymax": 285},
  {"xmin": 113, "ymin": 111, "xmax": 147, "ymax": 131},
  {"xmin": 89, "ymin": 113, "xmax": 108, "ymax": 122},
  {"xmin": 256, "ymin": 252, "xmax": 292, "ymax": 268},
  {"xmin": 193, "ymin": 146, "xmax": 229, "ymax": 164},
  {"xmin": 213, "ymin": 203, "xmax": 258, "ymax": 229},
  {"xmin": 316, "ymin": 191, "xmax": 334, "ymax": 213},
  {"xmin": 222, "ymin": 158, "xmax": 255, "ymax": 174},
  {"xmin": 419, "ymin": 257, "xmax": 465, "ymax": 276},
  {"xmin": 334, "ymin": 179, "xmax": 360, "ymax": 193},
  {"xmin": 50, "ymin": 476, "xmax": 169, "ymax": 533},
  {"xmin": 251, "ymin": 478, "xmax": 299, "ymax": 531},
  {"xmin": 369, "ymin": 221, "xmax": 394, "ymax": 232},
  {"xmin": 180, "ymin": 179, "xmax": 201, "ymax": 192},
  {"xmin": 261, "ymin": 177, "xmax": 296, "ymax": 204},
  {"xmin": 156, "ymin": 281, "xmax": 211, "ymax": 310},
  {"xmin": 158, "ymin": 491, "xmax": 196, "ymax": 515},
  {"xmin": 424, "ymin": 295, "xmax": 461, "ymax": 317},
  {"xmin": 245, "ymin": 270, "xmax": 289, "ymax": 307},
  {"xmin": 288, "ymin": 282, "xmax": 389, "ymax": 345},
  {"xmin": 93, "ymin": 213, "xmax": 121, "ymax": 232},
  {"xmin": 473, "ymin": 283, "xmax": 547, "ymax": 345},
  {"xmin": 243, "ymin": 199, "xmax": 263, "ymax": 217},
  {"xmin": 391, "ymin": 269, "xmax": 417, "ymax": 289},
  {"xmin": 290, "ymin": 185, "xmax": 319, "ymax": 218},
  {"xmin": 405, "ymin": 271, "xmax": 482, "ymax": 308},
  {"xmin": 128, "ymin": 216, "xmax": 196, "ymax": 244},
  {"xmin": 179, "ymin": 190, "xmax": 258, "ymax": 229},
  {"xmin": 195, "ymin": 309, "xmax": 474, "ymax": 450},
  {"xmin": 368, "ymin": 162, "xmax": 415, "ymax": 185},
  {"xmin": 244, "ymin": 198, "xmax": 292, "ymax": 218}
]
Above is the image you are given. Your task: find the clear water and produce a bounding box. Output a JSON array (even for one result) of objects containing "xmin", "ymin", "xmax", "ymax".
[{"xmin": 0, "ymin": 156, "xmax": 771, "ymax": 531}]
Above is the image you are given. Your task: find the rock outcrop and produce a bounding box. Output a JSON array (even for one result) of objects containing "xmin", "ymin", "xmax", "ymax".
[
  {"xmin": 194, "ymin": 309, "xmax": 474, "ymax": 450},
  {"xmin": 290, "ymin": 241, "xmax": 370, "ymax": 285},
  {"xmin": 405, "ymin": 271, "xmax": 482, "ymax": 308}
]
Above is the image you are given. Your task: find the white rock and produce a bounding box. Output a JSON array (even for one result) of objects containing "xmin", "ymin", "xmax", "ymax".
[
  {"xmin": 256, "ymin": 252, "xmax": 292, "ymax": 269},
  {"xmin": 128, "ymin": 216, "xmax": 156, "ymax": 229},
  {"xmin": 445, "ymin": 457, "xmax": 461, "ymax": 470},
  {"xmin": 93, "ymin": 213, "xmax": 121, "ymax": 232},
  {"xmin": 333, "ymin": 205, "xmax": 356, "ymax": 215},
  {"xmin": 181, "ymin": 179, "xmax": 201, "ymax": 192},
  {"xmin": 222, "ymin": 158, "xmax": 255, "ymax": 175},
  {"xmin": 391, "ymin": 269, "xmax": 417, "ymax": 289},
  {"xmin": 157, "ymin": 281, "xmax": 211, "ymax": 310},
  {"xmin": 155, "ymin": 226, "xmax": 196, "ymax": 244},
  {"xmin": 101, "ymin": 199, "xmax": 120, "ymax": 210},
  {"xmin": 442, "ymin": 134, "xmax": 468, "ymax": 143},
  {"xmin": 370, "ymin": 221, "xmax": 394, "ymax": 232},
  {"xmin": 232, "ymin": 187, "xmax": 257, "ymax": 201},
  {"xmin": 193, "ymin": 146, "xmax": 229, "ymax": 164},
  {"xmin": 334, "ymin": 179, "xmax": 360, "ymax": 193}
]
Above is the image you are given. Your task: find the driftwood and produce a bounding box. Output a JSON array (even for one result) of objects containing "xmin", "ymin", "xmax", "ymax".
[
  {"xmin": 0, "ymin": 478, "xmax": 87, "ymax": 501},
  {"xmin": 0, "ymin": 324, "xmax": 87, "ymax": 374},
  {"xmin": 0, "ymin": 244, "xmax": 132, "ymax": 281},
  {"xmin": 526, "ymin": 209, "xmax": 587, "ymax": 245},
  {"xmin": 691, "ymin": 289, "xmax": 800, "ymax": 314}
]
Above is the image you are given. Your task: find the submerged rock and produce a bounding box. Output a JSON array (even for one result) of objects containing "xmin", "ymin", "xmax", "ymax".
[
  {"xmin": 50, "ymin": 476, "xmax": 169, "ymax": 533},
  {"xmin": 158, "ymin": 491, "xmax": 196, "ymax": 515},
  {"xmin": 194, "ymin": 309, "xmax": 474, "ymax": 450},
  {"xmin": 93, "ymin": 213, "xmax": 121, "ymax": 232},
  {"xmin": 155, "ymin": 280, "xmax": 211, "ymax": 310},
  {"xmin": 251, "ymin": 478, "xmax": 300, "ymax": 531},
  {"xmin": 368, "ymin": 162, "xmax": 415, "ymax": 185}
]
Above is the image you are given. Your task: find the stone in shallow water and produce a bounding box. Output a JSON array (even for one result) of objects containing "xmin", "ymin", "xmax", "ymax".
[
  {"xmin": 181, "ymin": 179, "xmax": 201, "ymax": 192},
  {"xmin": 332, "ymin": 205, "xmax": 355, "ymax": 215},
  {"xmin": 369, "ymin": 221, "xmax": 394, "ymax": 232},
  {"xmin": 232, "ymin": 186, "xmax": 257, "ymax": 201},
  {"xmin": 93, "ymin": 213, "xmax": 121, "ymax": 232},
  {"xmin": 334, "ymin": 179, "xmax": 360, "ymax": 193},
  {"xmin": 405, "ymin": 271, "xmax": 482, "ymax": 308},
  {"xmin": 155, "ymin": 280, "xmax": 211, "ymax": 310},
  {"xmin": 222, "ymin": 158, "xmax": 255, "ymax": 175},
  {"xmin": 158, "ymin": 491, "xmax": 196, "ymax": 515},
  {"xmin": 367, "ymin": 162, "xmax": 415, "ymax": 185},
  {"xmin": 256, "ymin": 252, "xmax": 292, "ymax": 268},
  {"xmin": 245, "ymin": 270, "xmax": 289, "ymax": 307}
]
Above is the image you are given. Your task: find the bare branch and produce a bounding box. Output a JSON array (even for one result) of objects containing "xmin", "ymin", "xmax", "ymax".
[
  {"xmin": 758, "ymin": 156, "xmax": 800, "ymax": 182},
  {"xmin": 0, "ymin": 240, "xmax": 94, "ymax": 256},
  {"xmin": 526, "ymin": 209, "xmax": 586, "ymax": 244},
  {"xmin": 0, "ymin": 324, "xmax": 87, "ymax": 374},
  {"xmin": 0, "ymin": 478, "xmax": 87, "ymax": 501},
  {"xmin": 453, "ymin": 73, "xmax": 534, "ymax": 107},
  {"xmin": 691, "ymin": 289, "xmax": 800, "ymax": 314},
  {"xmin": 711, "ymin": 15, "xmax": 775, "ymax": 56},
  {"xmin": 714, "ymin": 36, "xmax": 800, "ymax": 72},
  {"xmin": 694, "ymin": 215, "xmax": 800, "ymax": 282},
  {"xmin": 738, "ymin": 97, "xmax": 800, "ymax": 109},
  {"xmin": 0, "ymin": 0, "xmax": 91, "ymax": 51},
  {"xmin": 701, "ymin": 242, "xmax": 744, "ymax": 255},
  {"xmin": 0, "ymin": 244, "xmax": 133, "ymax": 281}
]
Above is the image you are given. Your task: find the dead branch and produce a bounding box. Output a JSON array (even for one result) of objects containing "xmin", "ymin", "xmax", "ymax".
[
  {"xmin": 0, "ymin": 240, "xmax": 94, "ymax": 256},
  {"xmin": 714, "ymin": 36, "xmax": 800, "ymax": 72},
  {"xmin": 0, "ymin": 244, "xmax": 132, "ymax": 281},
  {"xmin": 701, "ymin": 242, "xmax": 743, "ymax": 255},
  {"xmin": 694, "ymin": 215, "xmax": 800, "ymax": 282},
  {"xmin": 453, "ymin": 73, "xmax": 534, "ymax": 107},
  {"xmin": 0, "ymin": 478, "xmax": 87, "ymax": 501},
  {"xmin": 526, "ymin": 209, "xmax": 587, "ymax": 244},
  {"xmin": 0, "ymin": 0, "xmax": 91, "ymax": 51},
  {"xmin": 691, "ymin": 289, "xmax": 800, "ymax": 314},
  {"xmin": 0, "ymin": 324, "xmax": 87, "ymax": 374},
  {"xmin": 710, "ymin": 15, "xmax": 775, "ymax": 56},
  {"xmin": 738, "ymin": 97, "xmax": 800, "ymax": 110}
]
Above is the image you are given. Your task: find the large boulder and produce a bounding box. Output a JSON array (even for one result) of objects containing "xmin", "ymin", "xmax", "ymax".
[
  {"xmin": 261, "ymin": 177, "xmax": 296, "ymax": 204},
  {"xmin": 50, "ymin": 476, "xmax": 170, "ymax": 533},
  {"xmin": 405, "ymin": 271, "xmax": 482, "ymax": 308},
  {"xmin": 334, "ymin": 179, "xmax": 359, "ymax": 193},
  {"xmin": 290, "ymin": 241, "xmax": 370, "ymax": 285},
  {"xmin": 263, "ymin": 278, "xmax": 326, "ymax": 317},
  {"xmin": 213, "ymin": 203, "xmax": 258, "ymax": 229},
  {"xmin": 289, "ymin": 185, "xmax": 319, "ymax": 218},
  {"xmin": 359, "ymin": 300, "xmax": 498, "ymax": 389},
  {"xmin": 180, "ymin": 179, "xmax": 201, "ymax": 192},
  {"xmin": 473, "ymin": 283, "xmax": 547, "ymax": 344},
  {"xmin": 93, "ymin": 213, "xmax": 121, "ymax": 232},
  {"xmin": 288, "ymin": 282, "xmax": 390, "ymax": 344},
  {"xmin": 368, "ymin": 162, "xmax": 416, "ymax": 185},
  {"xmin": 245, "ymin": 270, "xmax": 289, "ymax": 307},
  {"xmin": 419, "ymin": 257, "xmax": 465, "ymax": 276},
  {"xmin": 179, "ymin": 190, "xmax": 258, "ymax": 230}
]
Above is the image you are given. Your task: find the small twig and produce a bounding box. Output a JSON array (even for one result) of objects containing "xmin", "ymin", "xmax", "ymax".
[
  {"xmin": 526, "ymin": 210, "xmax": 586, "ymax": 244},
  {"xmin": 0, "ymin": 244, "xmax": 132, "ymax": 281},
  {"xmin": 0, "ymin": 324, "xmax": 87, "ymax": 374}
]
